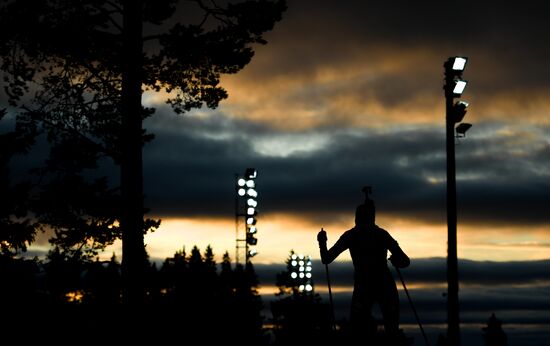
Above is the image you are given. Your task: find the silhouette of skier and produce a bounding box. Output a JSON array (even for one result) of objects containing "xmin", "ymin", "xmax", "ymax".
[{"xmin": 317, "ymin": 187, "xmax": 410, "ymax": 343}]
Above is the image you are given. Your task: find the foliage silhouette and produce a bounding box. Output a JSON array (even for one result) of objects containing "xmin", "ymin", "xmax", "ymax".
[
  {"xmin": 155, "ymin": 246, "xmax": 267, "ymax": 345},
  {"xmin": 271, "ymin": 250, "xmax": 332, "ymax": 345},
  {"xmin": 0, "ymin": 108, "xmax": 39, "ymax": 257},
  {"xmin": 1, "ymin": 244, "xmax": 269, "ymax": 345},
  {"xmin": 0, "ymin": 0, "xmax": 286, "ymax": 305}
]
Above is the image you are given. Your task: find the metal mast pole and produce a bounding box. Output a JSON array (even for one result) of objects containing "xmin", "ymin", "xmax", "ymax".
[
  {"xmin": 235, "ymin": 173, "xmax": 240, "ymax": 265},
  {"xmin": 445, "ymin": 62, "xmax": 460, "ymax": 346}
]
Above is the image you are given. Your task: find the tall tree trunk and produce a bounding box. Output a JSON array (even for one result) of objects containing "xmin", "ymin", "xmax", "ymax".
[{"xmin": 121, "ymin": 0, "xmax": 145, "ymax": 306}]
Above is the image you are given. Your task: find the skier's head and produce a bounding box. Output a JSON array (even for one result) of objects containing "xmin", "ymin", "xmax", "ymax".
[{"xmin": 355, "ymin": 198, "xmax": 375, "ymax": 227}]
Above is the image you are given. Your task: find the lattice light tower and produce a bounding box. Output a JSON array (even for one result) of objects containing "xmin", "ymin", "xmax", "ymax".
[{"xmin": 235, "ymin": 168, "xmax": 258, "ymax": 265}]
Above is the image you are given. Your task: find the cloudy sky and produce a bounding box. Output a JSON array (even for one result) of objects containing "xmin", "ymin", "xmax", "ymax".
[
  {"xmin": 138, "ymin": 2, "xmax": 550, "ymax": 343},
  {"xmin": 124, "ymin": 0, "xmax": 550, "ymax": 265},
  {"xmin": 9, "ymin": 1, "xmax": 550, "ymax": 344}
]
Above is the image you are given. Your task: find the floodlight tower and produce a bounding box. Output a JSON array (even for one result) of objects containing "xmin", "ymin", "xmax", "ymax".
[
  {"xmin": 235, "ymin": 168, "xmax": 258, "ymax": 265},
  {"xmin": 289, "ymin": 254, "xmax": 314, "ymax": 294},
  {"xmin": 444, "ymin": 56, "xmax": 472, "ymax": 346}
]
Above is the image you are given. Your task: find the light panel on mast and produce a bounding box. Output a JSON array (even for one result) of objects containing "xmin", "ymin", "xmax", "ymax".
[
  {"xmin": 452, "ymin": 57, "xmax": 467, "ymax": 71},
  {"xmin": 245, "ymin": 168, "xmax": 257, "ymax": 179},
  {"xmin": 453, "ymin": 80, "xmax": 467, "ymax": 95}
]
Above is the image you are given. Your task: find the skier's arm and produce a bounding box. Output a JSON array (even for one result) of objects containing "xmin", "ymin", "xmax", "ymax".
[
  {"xmin": 318, "ymin": 229, "xmax": 349, "ymax": 264},
  {"xmin": 388, "ymin": 239, "xmax": 410, "ymax": 268}
]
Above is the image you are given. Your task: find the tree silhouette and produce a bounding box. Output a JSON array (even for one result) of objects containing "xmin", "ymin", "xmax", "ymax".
[
  {"xmin": 482, "ymin": 313, "xmax": 508, "ymax": 346},
  {"xmin": 220, "ymin": 250, "xmax": 233, "ymax": 296},
  {"xmin": 271, "ymin": 250, "xmax": 331, "ymax": 345},
  {"xmin": 82, "ymin": 253, "xmax": 122, "ymax": 306},
  {"xmin": 156, "ymin": 246, "xmax": 266, "ymax": 345},
  {"xmin": 0, "ymin": 0, "xmax": 286, "ymax": 305},
  {"xmin": 226, "ymin": 260, "xmax": 266, "ymax": 345},
  {"xmin": 34, "ymin": 167, "xmax": 123, "ymax": 262},
  {"xmin": 159, "ymin": 246, "xmax": 188, "ymax": 303},
  {"xmin": 0, "ymin": 108, "xmax": 39, "ymax": 257}
]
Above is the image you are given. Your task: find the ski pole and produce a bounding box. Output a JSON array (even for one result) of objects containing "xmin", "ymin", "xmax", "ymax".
[
  {"xmin": 320, "ymin": 227, "xmax": 336, "ymax": 331},
  {"xmin": 395, "ymin": 266, "xmax": 430, "ymax": 346},
  {"xmin": 325, "ymin": 262, "xmax": 336, "ymax": 331}
]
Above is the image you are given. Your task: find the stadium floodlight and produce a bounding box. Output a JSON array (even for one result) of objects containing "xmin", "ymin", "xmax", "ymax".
[
  {"xmin": 444, "ymin": 56, "xmax": 472, "ymax": 344},
  {"xmin": 455, "ymin": 123, "xmax": 473, "ymax": 137},
  {"xmin": 236, "ymin": 168, "xmax": 259, "ymax": 264},
  {"xmin": 245, "ymin": 168, "xmax": 257, "ymax": 179},
  {"xmin": 453, "ymin": 79, "xmax": 467, "ymax": 96},
  {"xmin": 444, "ymin": 56, "xmax": 468, "ymax": 75},
  {"xmin": 289, "ymin": 252, "xmax": 314, "ymax": 294},
  {"xmin": 451, "ymin": 57, "xmax": 467, "ymax": 71},
  {"xmin": 246, "ymin": 234, "xmax": 257, "ymax": 245},
  {"xmin": 451, "ymin": 101, "xmax": 469, "ymax": 123}
]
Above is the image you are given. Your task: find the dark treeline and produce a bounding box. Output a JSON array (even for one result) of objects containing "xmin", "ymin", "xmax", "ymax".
[
  {"xmin": 1, "ymin": 247, "xmax": 334, "ymax": 345},
  {"xmin": 1, "ymin": 246, "xmax": 260, "ymax": 344}
]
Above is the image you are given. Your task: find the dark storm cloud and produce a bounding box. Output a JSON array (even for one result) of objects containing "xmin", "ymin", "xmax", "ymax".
[
  {"xmin": 142, "ymin": 107, "xmax": 550, "ymax": 225},
  {"xmin": 240, "ymin": 0, "xmax": 550, "ymax": 116},
  {"xmin": 4, "ymin": 1, "xmax": 549, "ymax": 228},
  {"xmin": 143, "ymin": 109, "xmax": 435, "ymax": 218},
  {"xmin": 282, "ymin": 0, "xmax": 550, "ymax": 68},
  {"xmin": 121, "ymin": 0, "xmax": 550, "ymax": 229}
]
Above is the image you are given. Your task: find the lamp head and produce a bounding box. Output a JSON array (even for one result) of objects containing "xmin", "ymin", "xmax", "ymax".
[
  {"xmin": 245, "ymin": 168, "xmax": 257, "ymax": 179},
  {"xmin": 453, "ymin": 79, "xmax": 467, "ymax": 96},
  {"xmin": 456, "ymin": 123, "xmax": 473, "ymax": 137},
  {"xmin": 452, "ymin": 101, "xmax": 469, "ymax": 123},
  {"xmin": 445, "ymin": 56, "xmax": 468, "ymax": 73}
]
